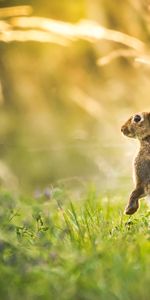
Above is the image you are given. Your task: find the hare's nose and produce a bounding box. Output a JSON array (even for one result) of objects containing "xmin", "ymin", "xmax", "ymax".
[
  {"xmin": 121, "ymin": 126, "xmax": 129, "ymax": 135},
  {"xmin": 121, "ymin": 126, "xmax": 125, "ymax": 133}
]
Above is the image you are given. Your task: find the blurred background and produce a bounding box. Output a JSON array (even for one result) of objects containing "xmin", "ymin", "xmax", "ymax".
[{"xmin": 0, "ymin": 0, "xmax": 150, "ymax": 194}]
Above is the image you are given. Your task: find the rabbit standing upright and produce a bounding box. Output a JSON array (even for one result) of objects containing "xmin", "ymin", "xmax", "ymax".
[{"xmin": 121, "ymin": 112, "xmax": 150, "ymax": 214}]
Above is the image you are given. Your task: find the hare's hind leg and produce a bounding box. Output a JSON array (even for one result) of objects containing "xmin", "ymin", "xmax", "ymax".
[{"xmin": 125, "ymin": 186, "xmax": 144, "ymax": 215}]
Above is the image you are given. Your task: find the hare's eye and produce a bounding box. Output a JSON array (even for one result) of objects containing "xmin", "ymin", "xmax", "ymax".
[{"xmin": 133, "ymin": 114, "xmax": 141, "ymax": 123}]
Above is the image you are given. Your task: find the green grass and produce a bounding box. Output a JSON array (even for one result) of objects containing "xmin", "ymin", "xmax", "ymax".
[{"xmin": 0, "ymin": 187, "xmax": 150, "ymax": 300}]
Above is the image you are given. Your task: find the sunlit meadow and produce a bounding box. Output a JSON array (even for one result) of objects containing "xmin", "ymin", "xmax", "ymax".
[{"xmin": 0, "ymin": 1, "xmax": 150, "ymax": 299}]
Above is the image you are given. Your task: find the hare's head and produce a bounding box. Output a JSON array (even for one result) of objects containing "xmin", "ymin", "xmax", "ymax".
[{"xmin": 121, "ymin": 112, "xmax": 150, "ymax": 140}]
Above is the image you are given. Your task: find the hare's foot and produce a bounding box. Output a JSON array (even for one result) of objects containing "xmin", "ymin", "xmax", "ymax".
[
  {"xmin": 124, "ymin": 187, "xmax": 144, "ymax": 215},
  {"xmin": 124, "ymin": 200, "xmax": 139, "ymax": 215}
]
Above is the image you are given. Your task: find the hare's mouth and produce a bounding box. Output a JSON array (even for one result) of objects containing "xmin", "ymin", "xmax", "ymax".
[
  {"xmin": 127, "ymin": 131, "xmax": 135, "ymax": 137},
  {"xmin": 121, "ymin": 127, "xmax": 135, "ymax": 138}
]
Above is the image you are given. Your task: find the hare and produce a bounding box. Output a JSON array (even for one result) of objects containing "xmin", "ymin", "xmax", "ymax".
[{"xmin": 121, "ymin": 112, "xmax": 150, "ymax": 214}]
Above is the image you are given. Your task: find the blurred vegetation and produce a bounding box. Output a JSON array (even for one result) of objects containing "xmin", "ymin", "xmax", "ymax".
[{"xmin": 0, "ymin": 1, "xmax": 150, "ymax": 194}]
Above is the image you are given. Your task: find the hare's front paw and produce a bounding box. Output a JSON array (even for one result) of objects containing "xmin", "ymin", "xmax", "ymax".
[{"xmin": 124, "ymin": 201, "xmax": 139, "ymax": 215}]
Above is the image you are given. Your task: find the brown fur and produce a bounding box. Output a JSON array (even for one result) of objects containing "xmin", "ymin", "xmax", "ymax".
[{"xmin": 121, "ymin": 112, "xmax": 150, "ymax": 214}]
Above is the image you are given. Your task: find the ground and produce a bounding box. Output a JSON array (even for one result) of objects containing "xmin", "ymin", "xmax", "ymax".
[{"xmin": 0, "ymin": 186, "xmax": 150, "ymax": 300}]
